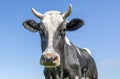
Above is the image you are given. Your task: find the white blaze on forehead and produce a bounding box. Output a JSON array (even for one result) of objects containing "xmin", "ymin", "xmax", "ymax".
[{"xmin": 42, "ymin": 11, "xmax": 64, "ymax": 52}]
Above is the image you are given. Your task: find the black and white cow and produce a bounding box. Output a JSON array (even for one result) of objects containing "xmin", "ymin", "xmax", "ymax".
[{"xmin": 23, "ymin": 4, "xmax": 98, "ymax": 79}]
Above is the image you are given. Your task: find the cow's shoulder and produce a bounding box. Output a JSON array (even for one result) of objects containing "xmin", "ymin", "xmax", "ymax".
[
  {"xmin": 83, "ymin": 48, "xmax": 91, "ymax": 55},
  {"xmin": 76, "ymin": 47, "xmax": 92, "ymax": 59}
]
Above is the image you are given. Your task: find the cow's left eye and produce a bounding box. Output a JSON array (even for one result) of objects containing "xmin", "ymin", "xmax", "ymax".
[
  {"xmin": 59, "ymin": 31, "xmax": 65, "ymax": 36},
  {"xmin": 40, "ymin": 23, "xmax": 45, "ymax": 30}
]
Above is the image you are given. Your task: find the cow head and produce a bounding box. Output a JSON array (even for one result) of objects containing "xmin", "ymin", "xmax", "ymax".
[{"xmin": 23, "ymin": 4, "xmax": 84, "ymax": 68}]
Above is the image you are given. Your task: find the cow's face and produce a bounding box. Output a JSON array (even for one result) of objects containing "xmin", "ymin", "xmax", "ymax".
[
  {"xmin": 23, "ymin": 4, "xmax": 84, "ymax": 68},
  {"xmin": 39, "ymin": 11, "xmax": 66, "ymax": 67}
]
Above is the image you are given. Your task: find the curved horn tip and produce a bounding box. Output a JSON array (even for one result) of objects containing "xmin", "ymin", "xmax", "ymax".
[
  {"xmin": 62, "ymin": 4, "xmax": 72, "ymax": 18},
  {"xmin": 31, "ymin": 8, "xmax": 37, "ymax": 13},
  {"xmin": 31, "ymin": 8, "xmax": 34, "ymax": 10},
  {"xmin": 69, "ymin": 4, "xmax": 72, "ymax": 9},
  {"xmin": 31, "ymin": 8, "xmax": 43, "ymax": 19},
  {"xmin": 31, "ymin": 8, "xmax": 39, "ymax": 15},
  {"xmin": 31, "ymin": 8, "xmax": 35, "ymax": 12},
  {"xmin": 69, "ymin": 4, "xmax": 72, "ymax": 12}
]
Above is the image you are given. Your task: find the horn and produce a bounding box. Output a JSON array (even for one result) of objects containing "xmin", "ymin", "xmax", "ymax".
[
  {"xmin": 31, "ymin": 8, "xmax": 44, "ymax": 19},
  {"xmin": 62, "ymin": 4, "xmax": 72, "ymax": 18}
]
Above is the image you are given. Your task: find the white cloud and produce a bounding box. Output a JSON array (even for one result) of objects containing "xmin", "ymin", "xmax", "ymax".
[
  {"xmin": 98, "ymin": 57, "xmax": 120, "ymax": 69},
  {"xmin": 98, "ymin": 57, "xmax": 120, "ymax": 79}
]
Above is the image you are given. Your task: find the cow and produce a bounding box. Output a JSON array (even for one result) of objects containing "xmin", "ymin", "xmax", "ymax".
[{"xmin": 23, "ymin": 4, "xmax": 98, "ymax": 79}]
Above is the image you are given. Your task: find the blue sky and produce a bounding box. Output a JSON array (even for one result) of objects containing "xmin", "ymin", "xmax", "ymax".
[{"xmin": 0, "ymin": 0, "xmax": 120, "ymax": 79}]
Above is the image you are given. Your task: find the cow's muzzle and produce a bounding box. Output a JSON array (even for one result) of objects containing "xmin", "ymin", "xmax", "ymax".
[{"xmin": 40, "ymin": 53, "xmax": 60, "ymax": 68}]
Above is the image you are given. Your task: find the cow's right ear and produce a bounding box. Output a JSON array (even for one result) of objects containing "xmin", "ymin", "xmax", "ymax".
[
  {"xmin": 23, "ymin": 20, "xmax": 39, "ymax": 32},
  {"xmin": 66, "ymin": 18, "xmax": 84, "ymax": 31}
]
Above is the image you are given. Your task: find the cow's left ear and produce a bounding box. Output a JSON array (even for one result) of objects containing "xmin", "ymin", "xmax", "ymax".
[
  {"xmin": 66, "ymin": 18, "xmax": 84, "ymax": 31},
  {"xmin": 23, "ymin": 19, "xmax": 39, "ymax": 32}
]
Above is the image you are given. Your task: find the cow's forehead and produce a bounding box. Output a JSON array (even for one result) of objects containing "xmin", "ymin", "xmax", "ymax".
[
  {"xmin": 43, "ymin": 11, "xmax": 63, "ymax": 21},
  {"xmin": 42, "ymin": 11, "xmax": 64, "ymax": 28},
  {"xmin": 44, "ymin": 11, "xmax": 62, "ymax": 16}
]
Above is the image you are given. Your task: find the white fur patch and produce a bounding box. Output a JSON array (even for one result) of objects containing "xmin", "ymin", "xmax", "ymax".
[
  {"xmin": 76, "ymin": 48, "xmax": 82, "ymax": 56},
  {"xmin": 65, "ymin": 37, "xmax": 71, "ymax": 45},
  {"xmin": 93, "ymin": 74, "xmax": 96, "ymax": 78},
  {"xmin": 83, "ymin": 48, "xmax": 91, "ymax": 55},
  {"xmin": 82, "ymin": 77, "xmax": 89, "ymax": 79},
  {"xmin": 81, "ymin": 77, "xmax": 85, "ymax": 79},
  {"xmin": 64, "ymin": 77, "xmax": 69, "ymax": 79},
  {"xmin": 50, "ymin": 75, "xmax": 52, "ymax": 79},
  {"xmin": 75, "ymin": 76, "xmax": 79, "ymax": 79}
]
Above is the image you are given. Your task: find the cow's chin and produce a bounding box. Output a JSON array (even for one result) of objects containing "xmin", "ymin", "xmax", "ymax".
[
  {"xmin": 40, "ymin": 59, "xmax": 60, "ymax": 68},
  {"xmin": 40, "ymin": 62, "xmax": 60, "ymax": 68}
]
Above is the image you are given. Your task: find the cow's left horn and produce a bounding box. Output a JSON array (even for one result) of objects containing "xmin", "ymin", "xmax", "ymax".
[
  {"xmin": 31, "ymin": 8, "xmax": 44, "ymax": 19},
  {"xmin": 62, "ymin": 4, "xmax": 72, "ymax": 18}
]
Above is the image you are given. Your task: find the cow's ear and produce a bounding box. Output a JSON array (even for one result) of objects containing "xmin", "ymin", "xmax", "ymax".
[
  {"xmin": 23, "ymin": 20, "xmax": 39, "ymax": 32},
  {"xmin": 66, "ymin": 18, "xmax": 84, "ymax": 31}
]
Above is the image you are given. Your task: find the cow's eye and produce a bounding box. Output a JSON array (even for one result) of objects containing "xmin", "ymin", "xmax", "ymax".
[
  {"xmin": 40, "ymin": 23, "xmax": 45, "ymax": 30},
  {"xmin": 59, "ymin": 31, "xmax": 65, "ymax": 36},
  {"xmin": 38, "ymin": 23, "xmax": 47, "ymax": 34},
  {"xmin": 39, "ymin": 23, "xmax": 47, "ymax": 32}
]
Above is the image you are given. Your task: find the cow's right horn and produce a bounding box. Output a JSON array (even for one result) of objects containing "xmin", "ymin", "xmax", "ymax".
[
  {"xmin": 62, "ymin": 4, "xmax": 72, "ymax": 19},
  {"xmin": 31, "ymin": 8, "xmax": 44, "ymax": 19}
]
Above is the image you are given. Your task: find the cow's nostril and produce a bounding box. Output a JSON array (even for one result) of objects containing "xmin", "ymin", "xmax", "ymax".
[
  {"xmin": 53, "ymin": 56, "xmax": 60, "ymax": 65},
  {"xmin": 41, "ymin": 55, "xmax": 45, "ymax": 62},
  {"xmin": 54, "ymin": 56, "xmax": 58, "ymax": 61}
]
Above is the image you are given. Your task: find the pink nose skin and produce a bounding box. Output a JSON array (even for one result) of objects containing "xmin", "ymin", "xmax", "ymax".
[{"xmin": 40, "ymin": 53, "xmax": 60, "ymax": 67}]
